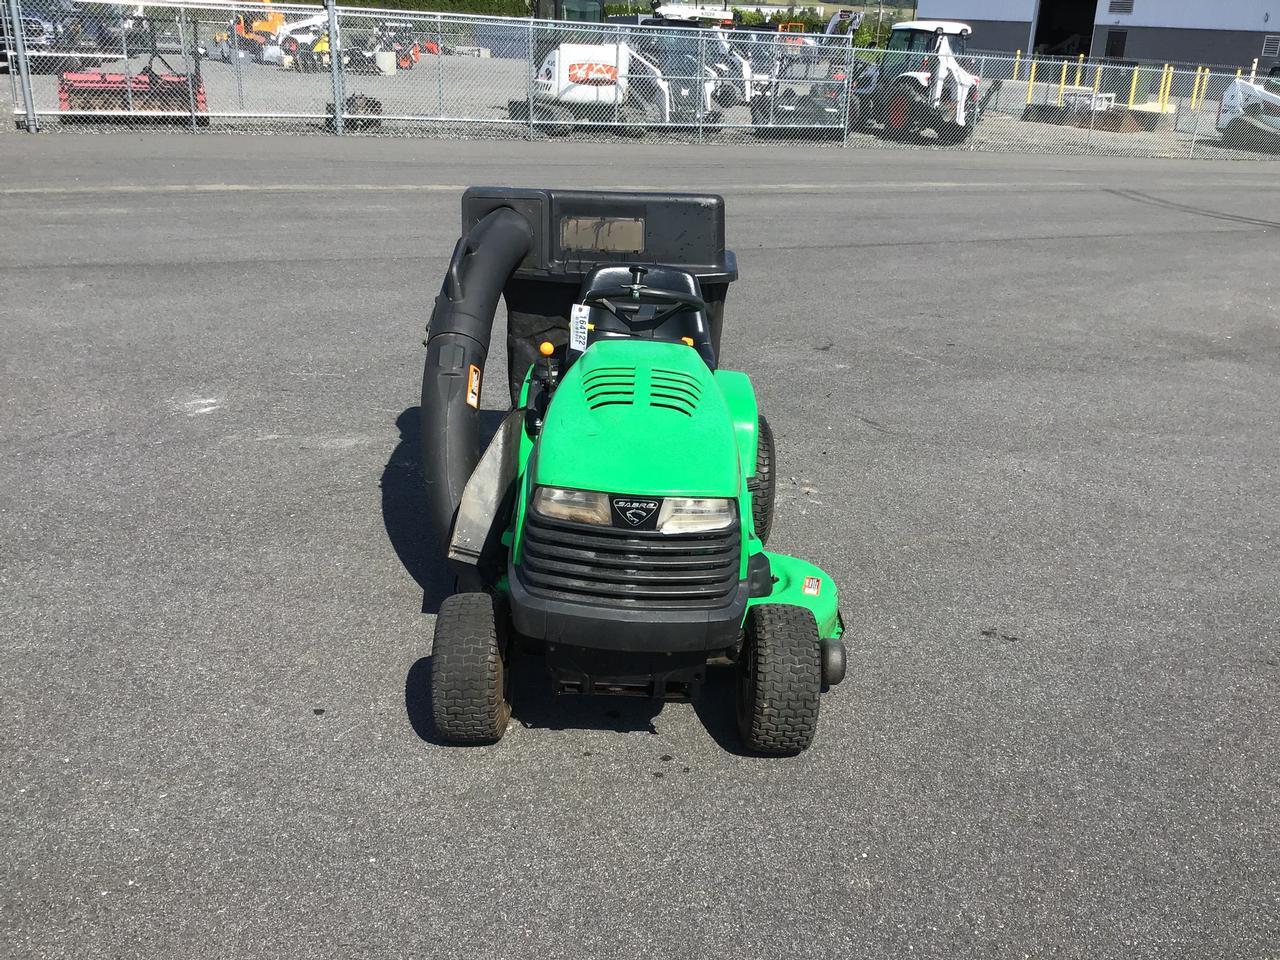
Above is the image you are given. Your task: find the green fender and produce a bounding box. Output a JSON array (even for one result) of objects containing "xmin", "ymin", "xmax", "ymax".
[
  {"xmin": 750, "ymin": 551, "xmax": 843, "ymax": 641},
  {"xmin": 713, "ymin": 369, "xmax": 759, "ymax": 482}
]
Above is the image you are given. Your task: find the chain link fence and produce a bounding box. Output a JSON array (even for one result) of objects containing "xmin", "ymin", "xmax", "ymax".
[{"xmin": 4, "ymin": 0, "xmax": 1279, "ymax": 159}]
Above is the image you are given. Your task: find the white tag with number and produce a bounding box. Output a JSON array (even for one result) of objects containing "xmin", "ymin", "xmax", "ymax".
[{"xmin": 569, "ymin": 303, "xmax": 591, "ymax": 353}]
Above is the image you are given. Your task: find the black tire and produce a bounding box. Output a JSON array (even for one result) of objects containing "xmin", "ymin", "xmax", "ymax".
[
  {"xmin": 885, "ymin": 79, "xmax": 927, "ymax": 139},
  {"xmin": 736, "ymin": 604, "xmax": 822, "ymax": 754},
  {"xmin": 936, "ymin": 120, "xmax": 973, "ymax": 145},
  {"xmin": 845, "ymin": 92, "xmax": 865, "ymax": 131},
  {"xmin": 618, "ymin": 93, "xmax": 661, "ymax": 137},
  {"xmin": 616, "ymin": 100, "xmax": 649, "ymax": 138},
  {"xmin": 713, "ymin": 83, "xmax": 740, "ymax": 108},
  {"xmin": 790, "ymin": 94, "xmax": 822, "ymax": 126},
  {"xmin": 430, "ymin": 593, "xmax": 511, "ymax": 744},
  {"xmin": 747, "ymin": 413, "xmax": 776, "ymax": 545},
  {"xmin": 533, "ymin": 102, "xmax": 572, "ymax": 137}
]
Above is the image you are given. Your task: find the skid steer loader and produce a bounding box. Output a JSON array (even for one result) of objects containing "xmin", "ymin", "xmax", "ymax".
[{"xmin": 849, "ymin": 20, "xmax": 980, "ymax": 143}]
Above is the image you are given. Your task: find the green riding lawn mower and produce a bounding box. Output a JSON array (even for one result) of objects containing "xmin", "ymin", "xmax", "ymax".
[{"xmin": 421, "ymin": 187, "xmax": 845, "ymax": 754}]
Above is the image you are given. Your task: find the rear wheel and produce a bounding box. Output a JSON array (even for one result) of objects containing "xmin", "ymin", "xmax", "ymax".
[
  {"xmin": 735, "ymin": 604, "xmax": 822, "ymax": 755},
  {"xmin": 713, "ymin": 81, "xmax": 742, "ymax": 108},
  {"xmin": 430, "ymin": 593, "xmax": 512, "ymax": 744},
  {"xmin": 532, "ymin": 101, "xmax": 572, "ymax": 137},
  {"xmin": 885, "ymin": 79, "xmax": 927, "ymax": 139},
  {"xmin": 845, "ymin": 92, "xmax": 865, "ymax": 131},
  {"xmin": 937, "ymin": 120, "xmax": 973, "ymax": 144},
  {"xmin": 747, "ymin": 413, "xmax": 776, "ymax": 545},
  {"xmin": 617, "ymin": 93, "xmax": 661, "ymax": 137}
]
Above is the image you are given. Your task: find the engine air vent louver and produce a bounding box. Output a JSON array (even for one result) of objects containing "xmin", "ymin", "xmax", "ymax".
[
  {"xmin": 648, "ymin": 367, "xmax": 702, "ymax": 416},
  {"xmin": 582, "ymin": 366, "xmax": 636, "ymax": 409}
]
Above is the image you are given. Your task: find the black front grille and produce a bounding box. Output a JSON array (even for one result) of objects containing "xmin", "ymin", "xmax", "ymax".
[{"xmin": 520, "ymin": 512, "xmax": 741, "ymax": 607}]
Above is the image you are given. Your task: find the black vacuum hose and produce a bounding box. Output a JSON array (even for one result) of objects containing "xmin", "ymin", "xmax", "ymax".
[{"xmin": 420, "ymin": 207, "xmax": 533, "ymax": 543}]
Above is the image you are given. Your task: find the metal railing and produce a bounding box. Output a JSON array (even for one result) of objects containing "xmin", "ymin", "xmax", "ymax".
[{"xmin": 4, "ymin": 0, "xmax": 1278, "ymax": 160}]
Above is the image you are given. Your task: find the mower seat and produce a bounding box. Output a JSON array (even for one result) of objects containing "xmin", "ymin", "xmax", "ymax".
[{"xmin": 576, "ymin": 265, "xmax": 717, "ymax": 370}]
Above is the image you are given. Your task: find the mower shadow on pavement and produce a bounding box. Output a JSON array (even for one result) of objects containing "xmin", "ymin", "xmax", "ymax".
[
  {"xmin": 404, "ymin": 652, "xmax": 666, "ymax": 745},
  {"xmin": 505, "ymin": 653, "xmax": 665, "ymax": 736},
  {"xmin": 380, "ymin": 406, "xmax": 506, "ymax": 615},
  {"xmin": 691, "ymin": 665, "xmax": 756, "ymax": 757}
]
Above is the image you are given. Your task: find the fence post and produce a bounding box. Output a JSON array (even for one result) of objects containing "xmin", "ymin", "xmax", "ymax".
[
  {"xmin": 525, "ymin": 17, "xmax": 534, "ymax": 140},
  {"xmin": 118, "ymin": 5, "xmax": 134, "ymax": 115},
  {"xmin": 841, "ymin": 33, "xmax": 853, "ymax": 148},
  {"xmin": 1188, "ymin": 69, "xmax": 1206, "ymax": 159},
  {"xmin": 5, "ymin": 0, "xmax": 38, "ymax": 132},
  {"xmin": 1087, "ymin": 64, "xmax": 1100, "ymax": 153},
  {"xmin": 231, "ymin": 4, "xmax": 245, "ymax": 110},
  {"xmin": 435, "ymin": 14, "xmax": 444, "ymax": 117},
  {"xmin": 1057, "ymin": 59, "xmax": 1067, "ymax": 106},
  {"xmin": 176, "ymin": 9, "xmax": 198, "ymax": 132},
  {"xmin": 697, "ymin": 29, "xmax": 706, "ymax": 145},
  {"xmin": 325, "ymin": 0, "xmax": 344, "ymax": 134}
]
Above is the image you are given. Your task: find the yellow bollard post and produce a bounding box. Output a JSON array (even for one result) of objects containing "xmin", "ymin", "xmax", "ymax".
[
  {"xmin": 1160, "ymin": 64, "xmax": 1171, "ymax": 112},
  {"xmin": 1250, "ymin": 58, "xmax": 1258, "ymax": 82},
  {"xmin": 1189, "ymin": 67, "xmax": 1202, "ymax": 110},
  {"xmin": 1013, "ymin": 49, "xmax": 1021, "ymax": 82},
  {"xmin": 1057, "ymin": 59, "xmax": 1068, "ymax": 106},
  {"xmin": 1127, "ymin": 64, "xmax": 1140, "ymax": 108},
  {"xmin": 1026, "ymin": 59, "xmax": 1038, "ymax": 104},
  {"xmin": 1074, "ymin": 53, "xmax": 1084, "ymax": 87}
]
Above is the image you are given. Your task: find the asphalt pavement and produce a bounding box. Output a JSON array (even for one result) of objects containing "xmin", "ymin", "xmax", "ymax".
[{"xmin": 1, "ymin": 134, "xmax": 1278, "ymax": 959}]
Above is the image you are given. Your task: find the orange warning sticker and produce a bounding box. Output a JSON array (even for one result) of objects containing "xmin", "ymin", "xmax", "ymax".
[
  {"xmin": 466, "ymin": 364, "xmax": 481, "ymax": 409},
  {"xmin": 802, "ymin": 576, "xmax": 822, "ymax": 597},
  {"xmin": 568, "ymin": 62, "xmax": 618, "ymax": 85}
]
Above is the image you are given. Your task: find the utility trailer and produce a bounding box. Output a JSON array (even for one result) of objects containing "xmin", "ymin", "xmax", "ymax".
[{"xmin": 58, "ymin": 45, "xmax": 206, "ymax": 124}]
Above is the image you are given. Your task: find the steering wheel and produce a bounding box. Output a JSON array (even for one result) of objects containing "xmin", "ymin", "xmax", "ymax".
[{"xmin": 581, "ymin": 284, "xmax": 707, "ymax": 329}]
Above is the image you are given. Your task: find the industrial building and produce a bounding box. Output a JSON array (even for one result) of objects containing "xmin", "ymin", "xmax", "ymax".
[{"xmin": 915, "ymin": 0, "xmax": 1280, "ymax": 68}]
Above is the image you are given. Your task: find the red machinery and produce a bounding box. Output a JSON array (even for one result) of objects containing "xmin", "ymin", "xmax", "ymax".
[
  {"xmin": 58, "ymin": 18, "xmax": 208, "ymax": 124},
  {"xmin": 59, "ymin": 61, "xmax": 207, "ymax": 119}
]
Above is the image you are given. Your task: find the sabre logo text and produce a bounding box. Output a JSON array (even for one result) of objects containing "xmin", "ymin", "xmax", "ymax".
[{"xmin": 612, "ymin": 498, "xmax": 660, "ymax": 528}]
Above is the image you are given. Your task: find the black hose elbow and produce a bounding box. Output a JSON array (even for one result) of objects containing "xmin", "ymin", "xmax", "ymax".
[{"xmin": 420, "ymin": 207, "xmax": 533, "ymax": 544}]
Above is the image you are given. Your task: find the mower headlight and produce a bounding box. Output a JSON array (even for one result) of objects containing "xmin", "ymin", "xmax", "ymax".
[
  {"xmin": 656, "ymin": 497, "xmax": 734, "ymax": 534},
  {"xmin": 532, "ymin": 486, "xmax": 610, "ymax": 526}
]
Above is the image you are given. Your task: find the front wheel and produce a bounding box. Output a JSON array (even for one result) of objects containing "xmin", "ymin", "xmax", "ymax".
[
  {"xmin": 430, "ymin": 593, "xmax": 512, "ymax": 744},
  {"xmin": 736, "ymin": 605, "xmax": 822, "ymax": 755}
]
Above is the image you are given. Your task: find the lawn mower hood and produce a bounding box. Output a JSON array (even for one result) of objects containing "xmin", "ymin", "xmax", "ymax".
[
  {"xmin": 420, "ymin": 187, "xmax": 738, "ymax": 546},
  {"xmin": 534, "ymin": 341, "xmax": 740, "ymax": 498}
]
